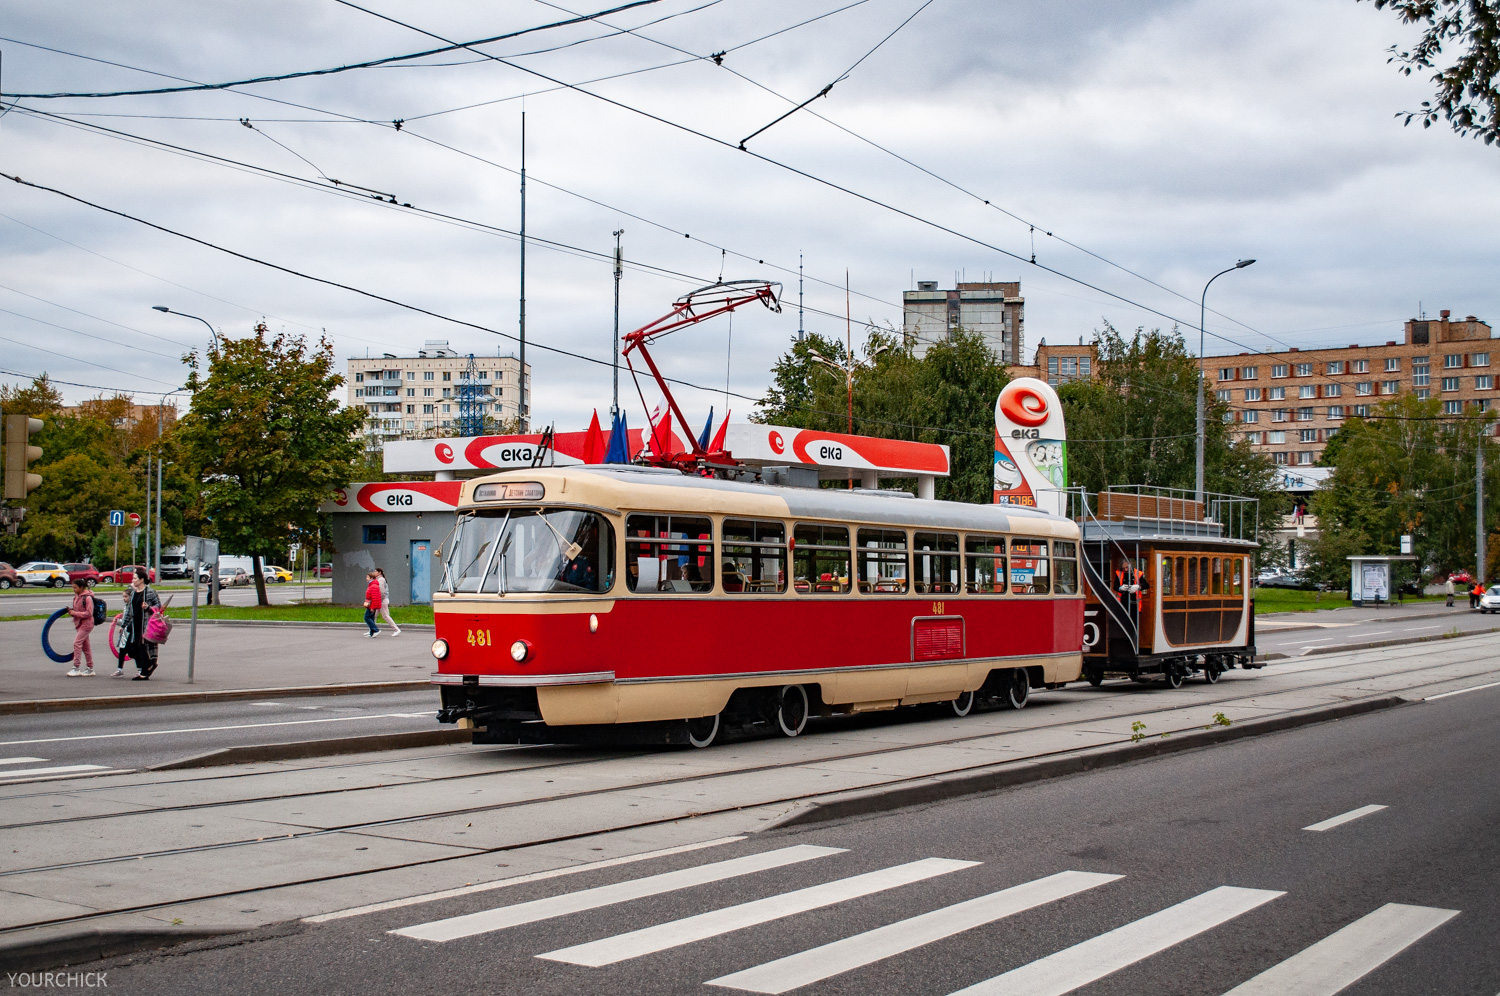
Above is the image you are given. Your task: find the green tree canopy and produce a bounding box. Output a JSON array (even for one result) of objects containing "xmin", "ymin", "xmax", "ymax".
[
  {"xmin": 1361, "ymin": 0, "xmax": 1500, "ymax": 144},
  {"xmin": 756, "ymin": 328, "xmax": 1007, "ymax": 503},
  {"xmin": 177, "ymin": 324, "xmax": 365, "ymax": 604}
]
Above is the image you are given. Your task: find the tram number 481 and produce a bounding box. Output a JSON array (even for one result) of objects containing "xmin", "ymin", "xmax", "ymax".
[{"xmin": 466, "ymin": 629, "xmax": 494, "ymax": 647}]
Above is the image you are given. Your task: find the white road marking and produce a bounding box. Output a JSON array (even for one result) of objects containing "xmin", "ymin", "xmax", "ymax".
[
  {"xmin": 708, "ymin": 870, "xmax": 1122, "ymax": 994},
  {"xmin": 1400, "ymin": 625, "xmax": 1442, "ymax": 633},
  {"xmin": 1426, "ymin": 679, "xmax": 1500, "ymax": 700},
  {"xmin": 539, "ymin": 857, "xmax": 977, "ymax": 967},
  {"xmin": 0, "ymin": 757, "xmax": 48, "ymax": 766},
  {"xmin": 946, "ymin": 885, "xmax": 1284, "ymax": 996},
  {"xmin": 0, "ymin": 713, "xmax": 431, "ymax": 747},
  {"xmin": 0, "ymin": 764, "xmax": 111, "ymax": 780},
  {"xmin": 393, "ymin": 845, "xmax": 846, "ymax": 943},
  {"xmin": 1303, "ymin": 804, "xmax": 1387, "ymax": 832},
  {"xmin": 1221, "ymin": 903, "xmax": 1458, "ymax": 995},
  {"xmin": 308, "ymin": 836, "xmax": 747, "ymax": 923}
]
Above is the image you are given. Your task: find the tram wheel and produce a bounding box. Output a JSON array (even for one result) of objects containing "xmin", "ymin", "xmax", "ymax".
[
  {"xmin": 776, "ymin": 685, "xmax": 809, "ymax": 737},
  {"xmin": 1085, "ymin": 669, "xmax": 1103, "ymax": 687},
  {"xmin": 1164, "ymin": 668, "xmax": 1185, "ymax": 690},
  {"xmin": 949, "ymin": 689, "xmax": 976, "ymax": 717},
  {"xmin": 685, "ymin": 713, "xmax": 720, "ymax": 749},
  {"xmin": 1005, "ymin": 669, "xmax": 1030, "ymax": 710},
  {"xmin": 1203, "ymin": 659, "xmax": 1221, "ymax": 684}
]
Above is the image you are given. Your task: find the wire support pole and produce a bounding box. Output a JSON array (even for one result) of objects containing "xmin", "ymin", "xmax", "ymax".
[
  {"xmin": 518, "ymin": 110, "xmax": 528, "ymax": 430},
  {"xmin": 1480, "ymin": 414, "xmax": 1493, "ymax": 583},
  {"xmin": 1196, "ymin": 259, "xmax": 1255, "ymax": 505},
  {"xmin": 612, "ymin": 228, "xmax": 623, "ymax": 416}
]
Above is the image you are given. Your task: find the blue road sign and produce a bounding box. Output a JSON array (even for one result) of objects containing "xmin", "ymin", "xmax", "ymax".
[{"xmin": 109, "ymin": 510, "xmax": 125, "ymax": 526}]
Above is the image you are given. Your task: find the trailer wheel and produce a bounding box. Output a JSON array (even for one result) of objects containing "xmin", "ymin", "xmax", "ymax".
[
  {"xmin": 1164, "ymin": 667, "xmax": 1185, "ymax": 690},
  {"xmin": 1085, "ymin": 668, "xmax": 1103, "ymax": 687},
  {"xmin": 685, "ymin": 713, "xmax": 720, "ymax": 749},
  {"xmin": 1005, "ymin": 669, "xmax": 1030, "ymax": 710},
  {"xmin": 1203, "ymin": 658, "xmax": 1222, "ymax": 684},
  {"xmin": 776, "ymin": 684, "xmax": 809, "ymax": 737},
  {"xmin": 949, "ymin": 689, "xmax": 976, "ymax": 717}
]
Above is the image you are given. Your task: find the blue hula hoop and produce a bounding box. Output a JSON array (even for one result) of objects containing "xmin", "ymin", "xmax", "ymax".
[{"xmin": 41, "ymin": 607, "xmax": 75, "ymax": 663}]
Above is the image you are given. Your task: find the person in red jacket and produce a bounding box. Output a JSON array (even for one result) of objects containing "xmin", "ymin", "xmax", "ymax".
[{"xmin": 362, "ymin": 571, "xmax": 382, "ymax": 638}]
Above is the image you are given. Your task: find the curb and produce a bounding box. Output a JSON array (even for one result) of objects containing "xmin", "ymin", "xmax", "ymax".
[
  {"xmin": 0, "ymin": 680, "xmax": 432, "ymax": 716},
  {"xmin": 150, "ymin": 728, "xmax": 468, "ymax": 770},
  {"xmin": 181, "ymin": 619, "xmax": 434, "ymax": 631},
  {"xmin": 1300, "ymin": 625, "xmax": 1500, "ymax": 657},
  {"xmin": 0, "ymin": 926, "xmax": 241, "ymax": 974},
  {"xmin": 769, "ymin": 695, "xmax": 1405, "ymax": 829}
]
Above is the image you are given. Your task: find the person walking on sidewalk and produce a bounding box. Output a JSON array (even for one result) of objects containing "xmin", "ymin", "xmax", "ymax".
[
  {"xmin": 121, "ymin": 574, "xmax": 162, "ymax": 680},
  {"xmin": 374, "ymin": 568, "xmax": 401, "ymax": 636},
  {"xmin": 1446, "ymin": 576, "xmax": 1455, "ymax": 607},
  {"xmin": 363, "ymin": 571, "xmax": 381, "ymax": 638},
  {"xmin": 66, "ymin": 577, "xmax": 97, "ymax": 677}
]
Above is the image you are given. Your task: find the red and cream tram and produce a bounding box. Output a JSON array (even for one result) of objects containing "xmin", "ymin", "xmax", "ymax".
[{"xmin": 431, "ymin": 466, "xmax": 1085, "ymax": 747}]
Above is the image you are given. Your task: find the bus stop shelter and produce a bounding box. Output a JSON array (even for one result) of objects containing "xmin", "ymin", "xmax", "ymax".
[{"xmin": 1347, "ymin": 555, "xmax": 1417, "ymax": 607}]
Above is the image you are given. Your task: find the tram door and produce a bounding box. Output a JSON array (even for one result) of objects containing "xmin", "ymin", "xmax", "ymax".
[{"xmin": 410, "ymin": 540, "xmax": 432, "ymax": 605}]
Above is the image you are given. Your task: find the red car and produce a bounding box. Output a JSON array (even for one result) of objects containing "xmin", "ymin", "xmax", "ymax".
[
  {"xmin": 99, "ymin": 564, "xmax": 156, "ymax": 584},
  {"xmin": 0, "ymin": 562, "xmax": 21, "ymax": 589},
  {"xmin": 63, "ymin": 563, "xmax": 102, "ymax": 587},
  {"xmin": 1448, "ymin": 570, "xmax": 1474, "ymax": 585}
]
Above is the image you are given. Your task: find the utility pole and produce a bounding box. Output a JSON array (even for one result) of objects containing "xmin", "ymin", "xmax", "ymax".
[
  {"xmin": 518, "ymin": 111, "xmax": 528, "ymax": 431},
  {"xmin": 798, "ymin": 253, "xmax": 805, "ymax": 341},
  {"xmin": 143, "ymin": 452, "xmax": 152, "ymax": 573},
  {"xmin": 1480, "ymin": 416, "xmax": 1492, "ymax": 582},
  {"xmin": 1196, "ymin": 259, "xmax": 1256, "ymax": 505},
  {"xmin": 612, "ymin": 229, "xmax": 623, "ymax": 416}
]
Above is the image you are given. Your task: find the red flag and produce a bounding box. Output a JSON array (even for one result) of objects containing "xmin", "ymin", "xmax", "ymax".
[
  {"xmin": 709, "ymin": 409, "xmax": 731, "ymax": 451},
  {"xmin": 582, "ymin": 410, "xmax": 605, "ymax": 464}
]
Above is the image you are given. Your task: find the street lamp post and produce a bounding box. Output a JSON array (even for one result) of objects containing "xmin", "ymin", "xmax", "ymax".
[
  {"xmin": 152, "ymin": 306, "xmax": 220, "ymax": 350},
  {"xmin": 1196, "ymin": 259, "xmax": 1256, "ymax": 505}
]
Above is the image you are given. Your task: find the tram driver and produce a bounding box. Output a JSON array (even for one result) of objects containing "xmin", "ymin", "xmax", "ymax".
[{"xmin": 1114, "ymin": 557, "xmax": 1148, "ymax": 614}]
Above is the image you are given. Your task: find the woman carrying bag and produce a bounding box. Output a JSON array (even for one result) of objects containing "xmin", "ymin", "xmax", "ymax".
[{"xmin": 120, "ymin": 574, "xmax": 162, "ymax": 680}]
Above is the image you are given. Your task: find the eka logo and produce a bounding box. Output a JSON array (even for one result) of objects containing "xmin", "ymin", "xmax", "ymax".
[
  {"xmin": 769, "ymin": 430, "xmax": 785, "ymax": 455},
  {"xmin": 333, "ymin": 488, "xmax": 348, "ymax": 506},
  {"xmin": 434, "ymin": 443, "xmax": 454, "ymax": 464},
  {"xmin": 385, "ymin": 492, "xmax": 414, "ymax": 506},
  {"xmin": 999, "ymin": 383, "xmax": 1049, "ymax": 428}
]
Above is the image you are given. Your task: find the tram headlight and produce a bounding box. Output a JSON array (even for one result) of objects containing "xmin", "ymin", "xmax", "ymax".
[
  {"xmin": 431, "ymin": 638, "xmax": 449, "ymax": 660},
  {"xmin": 510, "ymin": 639, "xmax": 531, "ymax": 663}
]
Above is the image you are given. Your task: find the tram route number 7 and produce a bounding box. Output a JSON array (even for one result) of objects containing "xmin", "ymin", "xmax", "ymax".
[{"xmin": 466, "ymin": 628, "xmax": 494, "ymax": 647}]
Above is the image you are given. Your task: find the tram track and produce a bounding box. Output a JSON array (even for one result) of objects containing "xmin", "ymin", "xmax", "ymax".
[
  {"xmin": 0, "ymin": 641, "xmax": 1489, "ymax": 837},
  {"xmin": 0, "ymin": 642, "xmax": 1493, "ymax": 937}
]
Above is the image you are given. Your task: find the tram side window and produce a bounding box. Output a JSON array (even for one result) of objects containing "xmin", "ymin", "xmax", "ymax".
[
  {"xmin": 913, "ymin": 532, "xmax": 960, "ymax": 594},
  {"xmin": 721, "ymin": 518, "xmax": 787, "ymax": 594},
  {"xmin": 857, "ymin": 528, "xmax": 909, "ymax": 594},
  {"xmin": 1053, "ymin": 540, "xmax": 1078, "ymax": 595},
  {"xmin": 1231, "ymin": 557, "xmax": 1243, "ymax": 595},
  {"xmin": 1010, "ymin": 538, "xmax": 1050, "ymax": 594},
  {"xmin": 793, "ymin": 523, "xmax": 851, "ymax": 593},
  {"xmin": 1160, "ymin": 557, "xmax": 1173, "ymax": 595},
  {"xmin": 965, "ymin": 535, "xmax": 1006, "ymax": 594},
  {"xmin": 625, "ymin": 514, "xmax": 713, "ymax": 593},
  {"xmin": 1212, "ymin": 557, "xmax": 1223, "ymax": 595},
  {"xmin": 1187, "ymin": 557, "xmax": 1197, "ymax": 597},
  {"xmin": 1175, "ymin": 557, "xmax": 1186, "ymax": 596},
  {"xmin": 1199, "ymin": 557, "xmax": 1210, "ymax": 595}
]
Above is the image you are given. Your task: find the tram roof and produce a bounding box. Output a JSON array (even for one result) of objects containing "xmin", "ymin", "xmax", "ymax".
[{"xmin": 459, "ymin": 466, "xmax": 1078, "ymax": 537}]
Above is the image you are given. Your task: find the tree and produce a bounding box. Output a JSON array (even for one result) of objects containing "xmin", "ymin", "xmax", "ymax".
[
  {"xmin": 1307, "ymin": 393, "xmax": 1497, "ymax": 587},
  {"xmin": 177, "ymin": 324, "xmax": 365, "ymax": 605},
  {"xmin": 756, "ymin": 328, "xmax": 1008, "ymax": 503},
  {"xmin": 1360, "ymin": 0, "xmax": 1500, "ymax": 144},
  {"xmin": 1059, "ymin": 323, "xmax": 1285, "ymax": 514}
]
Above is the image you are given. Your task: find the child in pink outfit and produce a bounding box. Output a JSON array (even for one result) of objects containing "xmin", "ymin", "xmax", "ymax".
[{"xmin": 67, "ymin": 578, "xmax": 96, "ymax": 676}]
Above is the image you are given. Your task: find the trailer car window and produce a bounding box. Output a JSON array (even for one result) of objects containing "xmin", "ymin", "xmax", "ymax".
[
  {"xmin": 793, "ymin": 524, "xmax": 851, "ymax": 593},
  {"xmin": 964, "ymin": 535, "xmax": 1006, "ymax": 594},
  {"xmin": 1199, "ymin": 557, "xmax": 1210, "ymax": 595},
  {"xmin": 625, "ymin": 514, "xmax": 712, "ymax": 592},
  {"xmin": 913, "ymin": 532, "xmax": 960, "ymax": 594},
  {"xmin": 857, "ymin": 528, "xmax": 909, "ymax": 593},
  {"xmin": 1010, "ymin": 539, "xmax": 1049, "ymax": 594},
  {"xmin": 721, "ymin": 518, "xmax": 787, "ymax": 593}
]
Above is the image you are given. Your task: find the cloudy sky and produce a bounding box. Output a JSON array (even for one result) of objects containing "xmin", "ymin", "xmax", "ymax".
[{"xmin": 1, "ymin": 0, "xmax": 1496, "ymax": 430}]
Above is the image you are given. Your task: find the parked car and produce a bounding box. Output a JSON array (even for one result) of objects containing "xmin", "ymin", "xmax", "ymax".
[
  {"xmin": 263, "ymin": 565, "xmax": 293, "ymax": 583},
  {"xmin": 216, "ymin": 566, "xmax": 250, "ymax": 587},
  {"xmin": 99, "ymin": 565, "xmax": 156, "ymax": 585},
  {"xmin": 1480, "ymin": 585, "xmax": 1500, "ymax": 613},
  {"xmin": 1256, "ymin": 572, "xmax": 1314, "ymax": 590},
  {"xmin": 0, "ymin": 562, "xmax": 21, "ymax": 589},
  {"xmin": 16, "ymin": 562, "xmax": 68, "ymax": 586},
  {"xmin": 1448, "ymin": 570, "xmax": 1474, "ymax": 586},
  {"xmin": 311, "ymin": 564, "xmax": 332, "ymax": 578},
  {"xmin": 62, "ymin": 563, "xmax": 101, "ymax": 587}
]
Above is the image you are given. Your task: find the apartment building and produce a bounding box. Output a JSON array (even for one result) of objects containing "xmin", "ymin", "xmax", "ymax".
[
  {"xmin": 1203, "ymin": 311, "xmax": 1495, "ymax": 467},
  {"xmin": 1005, "ymin": 339, "xmax": 1098, "ymax": 387},
  {"xmin": 902, "ymin": 280, "xmax": 1024, "ymax": 363},
  {"xmin": 347, "ymin": 340, "xmax": 530, "ymax": 447}
]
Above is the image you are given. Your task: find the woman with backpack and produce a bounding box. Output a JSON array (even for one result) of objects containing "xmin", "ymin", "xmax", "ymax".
[
  {"xmin": 118, "ymin": 574, "xmax": 162, "ymax": 680},
  {"xmin": 65, "ymin": 577, "xmax": 99, "ymax": 677},
  {"xmin": 374, "ymin": 568, "xmax": 401, "ymax": 637}
]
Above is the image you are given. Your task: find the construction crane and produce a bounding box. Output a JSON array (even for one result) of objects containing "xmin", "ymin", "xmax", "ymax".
[{"xmin": 622, "ymin": 279, "xmax": 780, "ymax": 471}]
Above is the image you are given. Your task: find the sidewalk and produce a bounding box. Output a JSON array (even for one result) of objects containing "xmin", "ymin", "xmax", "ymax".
[
  {"xmin": 0, "ymin": 616, "xmax": 430, "ymax": 707},
  {"xmin": 1256, "ymin": 599, "xmax": 1476, "ymax": 631}
]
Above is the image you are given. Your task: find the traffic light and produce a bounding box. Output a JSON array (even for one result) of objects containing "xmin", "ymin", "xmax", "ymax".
[{"xmin": 4, "ymin": 415, "xmax": 43, "ymax": 500}]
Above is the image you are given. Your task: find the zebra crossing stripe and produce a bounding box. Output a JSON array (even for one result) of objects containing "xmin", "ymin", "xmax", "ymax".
[
  {"xmin": 539, "ymin": 857, "xmax": 979, "ymax": 968},
  {"xmin": 391, "ymin": 844, "xmax": 844, "ymax": 943},
  {"xmin": 947, "ymin": 885, "xmax": 1284, "ymax": 996},
  {"xmin": 708, "ymin": 870, "xmax": 1123, "ymax": 994},
  {"xmin": 0, "ymin": 764, "xmax": 112, "ymax": 780},
  {"xmin": 0, "ymin": 757, "xmax": 48, "ymax": 766},
  {"xmin": 1220, "ymin": 903, "xmax": 1459, "ymax": 995},
  {"xmin": 1302, "ymin": 805, "xmax": 1387, "ymax": 832}
]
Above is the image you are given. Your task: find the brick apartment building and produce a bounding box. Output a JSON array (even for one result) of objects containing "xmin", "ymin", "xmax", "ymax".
[
  {"xmin": 1202, "ymin": 311, "xmax": 1495, "ymax": 467},
  {"xmin": 1005, "ymin": 339, "xmax": 1098, "ymax": 387},
  {"xmin": 903, "ymin": 280, "xmax": 1024, "ymax": 364},
  {"xmin": 347, "ymin": 340, "xmax": 529, "ymax": 449}
]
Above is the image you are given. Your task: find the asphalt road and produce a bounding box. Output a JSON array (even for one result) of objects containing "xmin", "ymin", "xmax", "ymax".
[
  {"xmin": 1256, "ymin": 605, "xmax": 1499, "ymax": 656},
  {"xmin": 0, "ymin": 690, "xmax": 437, "ymax": 776},
  {"xmin": 96, "ymin": 683, "xmax": 1500, "ymax": 995},
  {"xmin": 0, "ymin": 582, "xmax": 331, "ymax": 615}
]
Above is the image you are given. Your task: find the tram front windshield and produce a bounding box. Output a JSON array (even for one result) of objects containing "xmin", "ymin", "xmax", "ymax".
[{"xmin": 447, "ymin": 507, "xmax": 614, "ymax": 594}]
